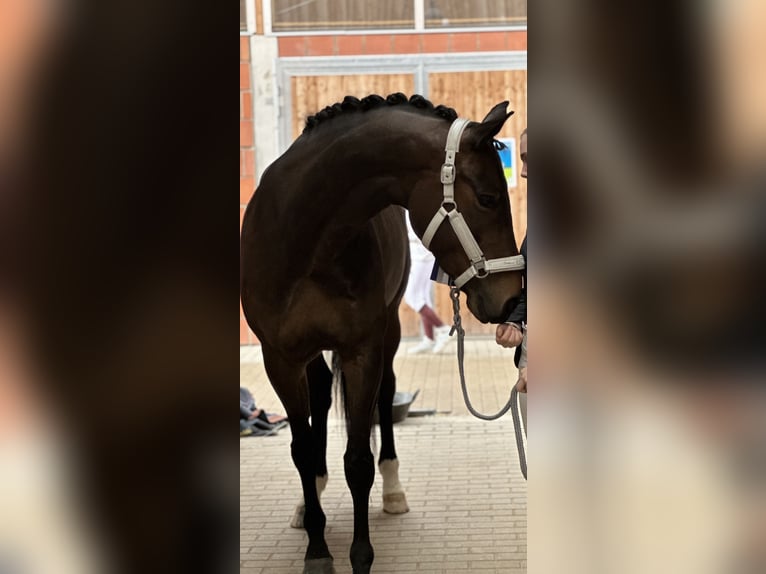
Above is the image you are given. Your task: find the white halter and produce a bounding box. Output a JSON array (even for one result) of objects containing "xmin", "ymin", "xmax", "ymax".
[{"xmin": 420, "ymin": 117, "xmax": 526, "ymax": 288}]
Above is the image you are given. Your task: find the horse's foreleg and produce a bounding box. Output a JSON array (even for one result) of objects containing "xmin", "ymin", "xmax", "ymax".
[
  {"xmin": 377, "ymin": 316, "xmax": 409, "ymax": 514},
  {"xmin": 262, "ymin": 346, "xmax": 334, "ymax": 574},
  {"xmin": 339, "ymin": 347, "xmax": 382, "ymax": 574},
  {"xmin": 290, "ymin": 356, "xmax": 333, "ymax": 529},
  {"xmin": 289, "ymin": 476, "xmax": 329, "ymax": 530}
]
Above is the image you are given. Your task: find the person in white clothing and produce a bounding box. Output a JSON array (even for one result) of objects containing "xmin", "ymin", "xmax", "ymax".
[{"xmin": 404, "ymin": 212, "xmax": 454, "ymax": 354}]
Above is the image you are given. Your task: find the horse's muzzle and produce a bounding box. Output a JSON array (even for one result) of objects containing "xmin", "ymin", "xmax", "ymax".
[{"xmin": 496, "ymin": 295, "xmax": 521, "ymax": 324}]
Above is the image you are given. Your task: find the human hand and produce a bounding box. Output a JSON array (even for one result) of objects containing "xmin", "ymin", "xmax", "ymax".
[
  {"xmin": 516, "ymin": 367, "xmax": 527, "ymax": 393},
  {"xmin": 495, "ymin": 323, "xmax": 523, "ymax": 348}
]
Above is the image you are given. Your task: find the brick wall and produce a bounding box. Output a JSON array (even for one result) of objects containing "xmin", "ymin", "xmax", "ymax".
[
  {"xmin": 240, "ymin": 36, "xmax": 257, "ymax": 345},
  {"xmin": 277, "ymin": 30, "xmax": 526, "ymax": 57}
]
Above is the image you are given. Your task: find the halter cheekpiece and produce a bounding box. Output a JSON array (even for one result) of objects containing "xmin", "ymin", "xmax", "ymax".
[{"xmin": 420, "ymin": 117, "xmax": 526, "ymax": 288}]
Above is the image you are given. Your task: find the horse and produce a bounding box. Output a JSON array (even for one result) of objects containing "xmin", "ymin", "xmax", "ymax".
[{"xmin": 240, "ymin": 93, "xmax": 523, "ymax": 574}]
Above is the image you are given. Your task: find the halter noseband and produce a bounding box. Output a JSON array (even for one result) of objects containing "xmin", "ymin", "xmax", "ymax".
[{"xmin": 420, "ymin": 117, "xmax": 526, "ymax": 289}]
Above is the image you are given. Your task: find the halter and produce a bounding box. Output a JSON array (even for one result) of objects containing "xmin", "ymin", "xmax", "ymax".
[{"xmin": 420, "ymin": 117, "xmax": 526, "ymax": 288}]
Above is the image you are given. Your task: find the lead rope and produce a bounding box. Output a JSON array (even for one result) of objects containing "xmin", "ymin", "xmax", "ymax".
[
  {"xmin": 510, "ymin": 386, "xmax": 527, "ymax": 480},
  {"xmin": 450, "ymin": 286, "xmax": 527, "ymax": 479}
]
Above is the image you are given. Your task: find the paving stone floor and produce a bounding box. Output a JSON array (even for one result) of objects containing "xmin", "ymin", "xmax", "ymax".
[{"xmin": 240, "ymin": 337, "xmax": 526, "ymax": 573}]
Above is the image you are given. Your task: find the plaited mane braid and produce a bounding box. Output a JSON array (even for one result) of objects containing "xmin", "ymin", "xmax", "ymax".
[{"xmin": 303, "ymin": 93, "xmax": 458, "ymax": 133}]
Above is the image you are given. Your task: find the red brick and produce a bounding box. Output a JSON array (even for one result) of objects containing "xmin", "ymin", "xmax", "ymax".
[
  {"xmin": 242, "ymin": 150, "xmax": 255, "ymax": 177},
  {"xmin": 240, "ymin": 313, "xmax": 260, "ymax": 344},
  {"xmin": 306, "ymin": 35, "xmax": 335, "ymax": 56},
  {"xmin": 336, "ymin": 34, "xmax": 365, "ymax": 55},
  {"xmin": 392, "ymin": 34, "xmax": 421, "ymax": 54},
  {"xmin": 240, "ymin": 121, "xmax": 254, "ymax": 147},
  {"xmin": 278, "ymin": 36, "xmax": 307, "ymax": 57},
  {"xmin": 240, "ymin": 36, "xmax": 250, "ymax": 61},
  {"xmin": 240, "ymin": 177, "xmax": 255, "ymax": 204},
  {"xmin": 240, "ymin": 63, "xmax": 250, "ymax": 90},
  {"xmin": 364, "ymin": 34, "xmax": 393, "ymax": 54},
  {"xmin": 421, "ymin": 33, "xmax": 450, "ymax": 53},
  {"xmin": 240, "ymin": 319, "xmax": 251, "ymax": 345},
  {"xmin": 507, "ymin": 30, "xmax": 527, "ymax": 51},
  {"xmin": 241, "ymin": 91, "xmax": 252, "ymax": 120},
  {"xmin": 477, "ymin": 31, "xmax": 507, "ymax": 52},
  {"xmin": 450, "ymin": 32, "xmax": 478, "ymax": 52}
]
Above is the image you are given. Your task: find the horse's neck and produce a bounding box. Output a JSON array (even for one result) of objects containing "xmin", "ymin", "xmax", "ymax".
[
  {"xmin": 292, "ymin": 176, "xmax": 400, "ymax": 273},
  {"xmin": 281, "ymin": 118, "xmax": 438, "ymax": 266}
]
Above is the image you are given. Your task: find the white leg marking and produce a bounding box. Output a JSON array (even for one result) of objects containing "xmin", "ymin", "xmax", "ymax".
[
  {"xmin": 379, "ymin": 459, "xmax": 409, "ymax": 514},
  {"xmin": 315, "ymin": 474, "xmax": 328, "ymax": 499},
  {"xmin": 290, "ymin": 474, "xmax": 328, "ymax": 529}
]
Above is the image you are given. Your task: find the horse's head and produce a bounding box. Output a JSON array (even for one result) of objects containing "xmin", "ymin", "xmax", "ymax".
[{"xmin": 409, "ymin": 102, "xmax": 523, "ymax": 324}]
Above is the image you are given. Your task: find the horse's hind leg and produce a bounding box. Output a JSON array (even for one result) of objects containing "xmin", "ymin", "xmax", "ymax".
[
  {"xmin": 290, "ymin": 355, "xmax": 332, "ymax": 529},
  {"xmin": 339, "ymin": 344, "xmax": 383, "ymax": 574},
  {"xmin": 377, "ymin": 310, "xmax": 409, "ymax": 514},
  {"xmin": 261, "ymin": 345, "xmax": 334, "ymax": 574}
]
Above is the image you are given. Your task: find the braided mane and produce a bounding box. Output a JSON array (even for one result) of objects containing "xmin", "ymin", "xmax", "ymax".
[{"xmin": 303, "ymin": 93, "xmax": 458, "ymax": 134}]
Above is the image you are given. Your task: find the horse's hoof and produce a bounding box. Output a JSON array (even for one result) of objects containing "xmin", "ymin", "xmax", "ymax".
[
  {"xmin": 290, "ymin": 504, "xmax": 305, "ymax": 529},
  {"xmin": 303, "ymin": 557, "xmax": 335, "ymax": 574},
  {"xmin": 382, "ymin": 492, "xmax": 409, "ymax": 514}
]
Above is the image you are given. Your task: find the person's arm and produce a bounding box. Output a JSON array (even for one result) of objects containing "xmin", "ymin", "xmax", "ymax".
[
  {"xmin": 504, "ymin": 236, "xmax": 526, "ymax": 326},
  {"xmin": 516, "ymin": 331, "xmax": 527, "ymax": 392},
  {"xmin": 495, "ymin": 235, "xmax": 526, "ymax": 348},
  {"xmin": 504, "ymin": 290, "xmax": 526, "ymax": 325},
  {"xmin": 495, "ymin": 289, "xmax": 526, "ymax": 347}
]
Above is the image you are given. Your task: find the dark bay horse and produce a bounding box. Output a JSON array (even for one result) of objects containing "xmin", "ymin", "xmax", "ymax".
[{"xmin": 240, "ymin": 93, "xmax": 522, "ymax": 574}]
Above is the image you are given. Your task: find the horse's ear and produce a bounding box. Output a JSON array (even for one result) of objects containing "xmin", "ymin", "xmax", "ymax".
[{"xmin": 464, "ymin": 101, "xmax": 514, "ymax": 149}]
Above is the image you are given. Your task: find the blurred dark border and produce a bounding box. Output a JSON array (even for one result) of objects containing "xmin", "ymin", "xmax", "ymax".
[
  {"xmin": 18, "ymin": 2, "xmax": 237, "ymax": 572},
  {"xmin": 530, "ymin": 0, "xmax": 766, "ymax": 378},
  {"xmin": 529, "ymin": 2, "xmax": 766, "ymax": 572}
]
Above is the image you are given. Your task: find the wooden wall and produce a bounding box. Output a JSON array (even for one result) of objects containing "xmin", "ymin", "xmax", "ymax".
[
  {"xmin": 288, "ymin": 70, "xmax": 527, "ymax": 337},
  {"xmin": 291, "ymin": 74, "xmax": 415, "ymax": 140}
]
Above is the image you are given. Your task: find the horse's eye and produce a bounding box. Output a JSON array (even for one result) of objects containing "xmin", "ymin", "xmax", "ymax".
[{"xmin": 478, "ymin": 194, "xmax": 498, "ymax": 209}]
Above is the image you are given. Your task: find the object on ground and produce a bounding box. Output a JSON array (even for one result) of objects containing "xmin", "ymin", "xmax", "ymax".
[{"xmin": 374, "ymin": 390, "xmax": 420, "ymax": 424}]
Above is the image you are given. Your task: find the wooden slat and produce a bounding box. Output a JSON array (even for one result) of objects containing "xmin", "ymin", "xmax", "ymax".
[
  {"xmin": 290, "ymin": 74, "xmax": 414, "ymax": 140},
  {"xmin": 272, "ymin": 0, "xmax": 414, "ymax": 31},
  {"xmin": 255, "ymin": 0, "xmax": 263, "ymax": 35}
]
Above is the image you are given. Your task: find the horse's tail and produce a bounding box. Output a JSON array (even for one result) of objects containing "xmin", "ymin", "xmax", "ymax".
[
  {"xmin": 330, "ymin": 351, "xmax": 378, "ymax": 454},
  {"xmin": 331, "ymin": 351, "xmax": 348, "ymax": 423}
]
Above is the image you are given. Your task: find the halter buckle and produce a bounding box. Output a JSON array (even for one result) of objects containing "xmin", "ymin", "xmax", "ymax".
[{"xmin": 440, "ymin": 164, "xmax": 455, "ymax": 184}]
